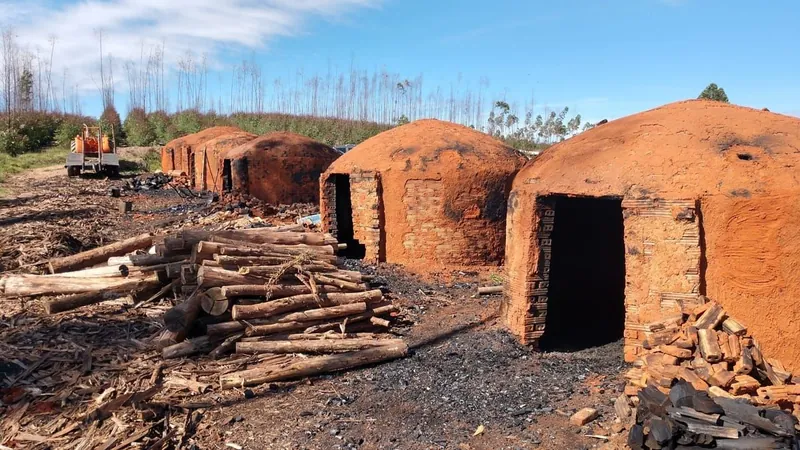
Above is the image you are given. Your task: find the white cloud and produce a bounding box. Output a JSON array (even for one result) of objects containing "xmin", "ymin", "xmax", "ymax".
[{"xmin": 1, "ymin": 0, "xmax": 380, "ymax": 93}]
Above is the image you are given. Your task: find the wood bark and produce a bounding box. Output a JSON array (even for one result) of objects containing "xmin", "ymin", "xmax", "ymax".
[
  {"xmin": 48, "ymin": 232, "xmax": 155, "ymax": 273},
  {"xmin": 163, "ymin": 289, "xmax": 203, "ymax": 333},
  {"xmin": 243, "ymin": 320, "xmax": 326, "ymax": 337},
  {"xmin": 218, "ymin": 243, "xmax": 335, "ymax": 257},
  {"xmin": 0, "ymin": 273, "xmax": 160, "ymax": 297},
  {"xmin": 220, "ymin": 341, "xmax": 408, "ymax": 389},
  {"xmin": 303, "ymin": 304, "xmax": 399, "ymax": 333},
  {"xmin": 162, "ymin": 336, "xmax": 212, "ymax": 359},
  {"xmin": 45, "ymin": 291, "xmax": 129, "ymax": 314},
  {"xmin": 231, "ymin": 289, "xmax": 383, "ymax": 320},
  {"xmin": 239, "ymin": 264, "xmax": 339, "ymax": 277},
  {"xmin": 43, "ymin": 265, "xmax": 131, "ymax": 278},
  {"xmin": 220, "ymin": 284, "xmax": 342, "ymax": 299},
  {"xmin": 287, "ymin": 332, "xmax": 382, "ymax": 340},
  {"xmin": 370, "ymin": 317, "xmax": 391, "ymax": 328},
  {"xmin": 236, "ymin": 338, "xmax": 405, "ymax": 355},
  {"xmin": 278, "ymin": 302, "xmax": 367, "ymax": 323},
  {"xmin": 478, "ymin": 286, "xmax": 503, "ymax": 295},
  {"xmin": 197, "ymin": 266, "xmax": 273, "ymax": 288},
  {"xmin": 107, "ymin": 254, "xmax": 187, "ymax": 267},
  {"xmin": 182, "ymin": 229, "xmax": 336, "ymax": 247},
  {"xmin": 312, "ymin": 274, "xmax": 367, "ymax": 292}
]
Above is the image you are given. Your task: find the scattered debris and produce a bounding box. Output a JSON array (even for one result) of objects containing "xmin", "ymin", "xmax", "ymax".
[
  {"xmin": 570, "ymin": 407, "xmax": 599, "ymax": 426},
  {"xmin": 124, "ymin": 172, "xmax": 173, "ymax": 191}
]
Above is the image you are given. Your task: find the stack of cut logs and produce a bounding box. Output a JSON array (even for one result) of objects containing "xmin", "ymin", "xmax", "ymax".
[
  {"xmin": 622, "ymin": 297, "xmax": 800, "ymax": 447},
  {"xmin": 0, "ymin": 226, "xmax": 408, "ymax": 389}
]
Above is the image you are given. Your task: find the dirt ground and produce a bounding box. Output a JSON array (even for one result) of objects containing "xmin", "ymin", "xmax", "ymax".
[{"xmin": 0, "ymin": 151, "xmax": 630, "ymax": 449}]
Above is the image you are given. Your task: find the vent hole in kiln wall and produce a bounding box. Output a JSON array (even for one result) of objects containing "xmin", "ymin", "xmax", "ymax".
[
  {"xmin": 332, "ymin": 174, "xmax": 366, "ymax": 259},
  {"xmin": 222, "ymin": 160, "xmax": 232, "ymax": 192},
  {"xmin": 539, "ymin": 196, "xmax": 626, "ymax": 351}
]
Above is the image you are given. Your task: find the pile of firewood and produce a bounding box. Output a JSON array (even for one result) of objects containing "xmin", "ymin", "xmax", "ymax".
[
  {"xmin": 622, "ymin": 297, "xmax": 800, "ymax": 447},
  {"xmin": 0, "ymin": 225, "xmax": 407, "ymax": 390}
]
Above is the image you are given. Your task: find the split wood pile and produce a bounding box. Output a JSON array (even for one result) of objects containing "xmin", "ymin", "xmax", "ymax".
[
  {"xmin": 621, "ymin": 297, "xmax": 800, "ymax": 447},
  {"xmin": 0, "ymin": 226, "xmax": 407, "ymax": 391}
]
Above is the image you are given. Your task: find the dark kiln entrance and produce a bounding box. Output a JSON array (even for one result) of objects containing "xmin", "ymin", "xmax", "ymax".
[
  {"xmin": 539, "ymin": 196, "xmax": 625, "ymax": 351},
  {"xmin": 330, "ymin": 174, "xmax": 366, "ymax": 259}
]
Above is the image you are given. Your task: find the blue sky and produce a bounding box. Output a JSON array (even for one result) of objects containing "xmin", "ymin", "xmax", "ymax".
[{"xmin": 3, "ymin": 0, "xmax": 799, "ymax": 122}]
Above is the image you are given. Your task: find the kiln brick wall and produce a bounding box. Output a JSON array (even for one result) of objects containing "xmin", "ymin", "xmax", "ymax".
[
  {"xmin": 320, "ymin": 171, "xmax": 382, "ymax": 262},
  {"xmin": 503, "ymin": 195, "xmax": 701, "ymax": 354},
  {"xmin": 349, "ymin": 171, "xmax": 382, "ymax": 262},
  {"xmin": 161, "ymin": 148, "xmax": 175, "ymax": 172},
  {"xmin": 620, "ymin": 198, "xmax": 701, "ymax": 361},
  {"xmin": 402, "ymin": 179, "xmax": 504, "ymax": 265},
  {"xmin": 320, "ymin": 177, "xmax": 337, "ymax": 237},
  {"xmin": 502, "ymin": 195, "xmax": 554, "ymax": 347}
]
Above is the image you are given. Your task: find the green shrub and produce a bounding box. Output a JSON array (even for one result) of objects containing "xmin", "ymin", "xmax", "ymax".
[
  {"xmin": 172, "ymin": 109, "xmax": 204, "ymax": 135},
  {"xmin": 142, "ymin": 148, "xmax": 161, "ymax": 172},
  {"xmin": 123, "ymin": 108, "xmax": 157, "ymax": 146},
  {"xmin": 53, "ymin": 115, "xmax": 94, "ymax": 148},
  {"xmin": 0, "ymin": 128, "xmax": 29, "ymax": 156},
  {"xmin": 99, "ymin": 106, "xmax": 125, "ymax": 145},
  {"xmin": 148, "ymin": 111, "xmax": 178, "ymax": 145}
]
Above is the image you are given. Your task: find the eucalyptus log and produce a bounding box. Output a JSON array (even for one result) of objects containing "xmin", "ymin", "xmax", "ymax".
[
  {"xmin": 220, "ymin": 341, "xmax": 408, "ymax": 389},
  {"xmin": 182, "ymin": 229, "xmax": 337, "ymax": 247},
  {"xmin": 279, "ymin": 303, "xmax": 367, "ymax": 323},
  {"xmin": 200, "ymin": 287, "xmax": 229, "ymax": 316},
  {"xmin": 43, "ymin": 265, "xmax": 131, "ymax": 278},
  {"xmin": 370, "ymin": 317, "xmax": 391, "ymax": 328},
  {"xmin": 478, "ymin": 285, "xmax": 503, "ymax": 295},
  {"xmin": 0, "ymin": 273, "xmax": 160, "ymax": 297},
  {"xmin": 231, "ymin": 290, "xmax": 383, "ymax": 320},
  {"xmin": 244, "ymin": 320, "xmax": 326, "ymax": 337},
  {"xmin": 215, "ymin": 255, "xmax": 297, "ymax": 266},
  {"xmin": 236, "ymin": 338, "xmax": 405, "ymax": 355},
  {"xmin": 209, "ymin": 332, "xmax": 244, "ymax": 359},
  {"xmin": 162, "ymin": 336, "xmax": 212, "ymax": 359},
  {"xmin": 287, "ymin": 332, "xmax": 382, "ymax": 340},
  {"xmin": 48, "ymin": 232, "xmax": 155, "ymax": 273},
  {"xmin": 239, "ymin": 263, "xmax": 339, "ymax": 277},
  {"xmin": 218, "ymin": 243, "xmax": 335, "ymax": 257},
  {"xmin": 108, "ymin": 253, "xmax": 187, "ymax": 267},
  {"xmin": 304, "ymin": 304, "xmax": 399, "ymax": 333},
  {"xmin": 197, "ymin": 266, "xmax": 273, "ymax": 288},
  {"xmin": 220, "ymin": 284, "xmax": 342, "ymax": 299},
  {"xmin": 45, "ymin": 291, "xmax": 130, "ymax": 314},
  {"xmin": 163, "ymin": 289, "xmax": 202, "ymax": 333},
  {"xmin": 154, "ymin": 329, "xmax": 184, "ymax": 350},
  {"xmin": 206, "ymin": 320, "xmax": 267, "ymax": 337},
  {"xmin": 180, "ymin": 264, "xmax": 198, "ymax": 285},
  {"xmin": 312, "ymin": 274, "xmax": 367, "ymax": 292}
]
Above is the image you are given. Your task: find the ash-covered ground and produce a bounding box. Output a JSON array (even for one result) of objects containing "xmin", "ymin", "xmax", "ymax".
[{"xmin": 193, "ymin": 264, "xmax": 628, "ymax": 450}]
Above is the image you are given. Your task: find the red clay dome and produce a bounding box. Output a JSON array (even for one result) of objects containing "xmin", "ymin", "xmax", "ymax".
[
  {"xmin": 161, "ymin": 126, "xmax": 243, "ymax": 174},
  {"xmin": 503, "ymin": 99, "xmax": 800, "ymax": 371},
  {"xmin": 220, "ymin": 132, "xmax": 340, "ymax": 205},
  {"xmin": 321, "ymin": 119, "xmax": 525, "ymax": 270},
  {"xmin": 515, "ymin": 99, "xmax": 800, "ymax": 198},
  {"xmin": 328, "ymin": 119, "xmax": 524, "ymax": 175}
]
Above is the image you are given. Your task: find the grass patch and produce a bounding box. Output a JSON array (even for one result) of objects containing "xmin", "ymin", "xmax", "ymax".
[
  {"xmin": 0, "ymin": 147, "xmax": 69, "ymax": 184},
  {"xmin": 142, "ymin": 148, "xmax": 161, "ymax": 172}
]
